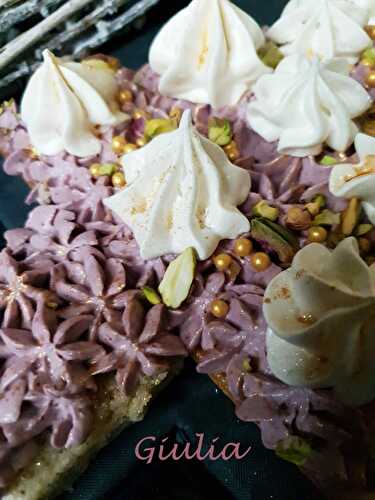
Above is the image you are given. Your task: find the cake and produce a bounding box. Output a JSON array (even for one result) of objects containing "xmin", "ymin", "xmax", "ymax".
[{"xmin": 1, "ymin": 0, "xmax": 375, "ymax": 498}]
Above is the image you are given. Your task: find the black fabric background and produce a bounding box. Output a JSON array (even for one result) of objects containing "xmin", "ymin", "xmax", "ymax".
[{"xmin": 0, "ymin": 1, "xmax": 324, "ymax": 498}]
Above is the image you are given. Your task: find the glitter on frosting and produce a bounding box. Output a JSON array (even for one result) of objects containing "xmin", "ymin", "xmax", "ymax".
[{"xmin": 91, "ymin": 294, "xmax": 187, "ymax": 395}]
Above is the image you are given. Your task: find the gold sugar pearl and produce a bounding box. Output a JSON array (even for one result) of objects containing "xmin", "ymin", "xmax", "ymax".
[
  {"xmin": 29, "ymin": 146, "xmax": 39, "ymax": 159},
  {"xmin": 89, "ymin": 163, "xmax": 101, "ymax": 178},
  {"xmin": 308, "ymin": 226, "xmax": 328, "ymax": 243},
  {"xmin": 234, "ymin": 238, "xmax": 253, "ymax": 257},
  {"xmin": 123, "ymin": 143, "xmax": 138, "ymax": 154},
  {"xmin": 224, "ymin": 141, "xmax": 240, "ymax": 162},
  {"xmin": 112, "ymin": 172, "xmax": 126, "ymax": 188},
  {"xmin": 133, "ymin": 109, "xmax": 149, "ymax": 120},
  {"xmin": 361, "ymin": 58, "xmax": 375, "ymax": 68},
  {"xmin": 213, "ymin": 253, "xmax": 233, "ymax": 271},
  {"xmin": 136, "ymin": 136, "xmax": 148, "ymax": 148},
  {"xmin": 112, "ymin": 135, "xmax": 127, "ymax": 154},
  {"xmin": 365, "ymin": 25, "xmax": 375, "ymax": 41},
  {"xmin": 107, "ymin": 57, "xmax": 120, "ymax": 70},
  {"xmin": 251, "ymin": 252, "xmax": 271, "ymax": 272},
  {"xmin": 366, "ymin": 71, "xmax": 375, "ymax": 89},
  {"xmin": 210, "ymin": 299, "xmax": 229, "ymax": 319},
  {"xmin": 118, "ymin": 89, "xmax": 133, "ymax": 104}
]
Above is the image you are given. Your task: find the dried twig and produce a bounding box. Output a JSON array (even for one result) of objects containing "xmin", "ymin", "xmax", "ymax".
[{"xmin": 0, "ymin": 0, "xmax": 160, "ymax": 92}]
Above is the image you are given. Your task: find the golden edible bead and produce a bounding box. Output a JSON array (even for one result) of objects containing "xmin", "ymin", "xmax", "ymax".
[
  {"xmin": 210, "ymin": 299, "xmax": 229, "ymax": 319},
  {"xmin": 366, "ymin": 71, "xmax": 375, "ymax": 88},
  {"xmin": 89, "ymin": 163, "xmax": 101, "ymax": 178},
  {"xmin": 308, "ymin": 226, "xmax": 328, "ymax": 243},
  {"xmin": 122, "ymin": 143, "xmax": 138, "ymax": 154},
  {"xmin": 365, "ymin": 25, "xmax": 375, "ymax": 41},
  {"xmin": 118, "ymin": 89, "xmax": 133, "ymax": 104},
  {"xmin": 213, "ymin": 253, "xmax": 233, "ymax": 271},
  {"xmin": 112, "ymin": 135, "xmax": 127, "ymax": 154},
  {"xmin": 29, "ymin": 146, "xmax": 39, "ymax": 159},
  {"xmin": 361, "ymin": 58, "xmax": 375, "ymax": 68},
  {"xmin": 251, "ymin": 252, "xmax": 271, "ymax": 272},
  {"xmin": 234, "ymin": 238, "xmax": 253, "ymax": 257},
  {"xmin": 133, "ymin": 109, "xmax": 149, "ymax": 120},
  {"xmin": 224, "ymin": 141, "xmax": 240, "ymax": 162},
  {"xmin": 107, "ymin": 57, "xmax": 120, "ymax": 70},
  {"xmin": 136, "ymin": 136, "xmax": 148, "ymax": 148},
  {"xmin": 112, "ymin": 172, "xmax": 126, "ymax": 188}
]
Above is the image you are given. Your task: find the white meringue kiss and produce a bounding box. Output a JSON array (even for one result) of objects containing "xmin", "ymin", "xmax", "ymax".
[
  {"xmin": 268, "ymin": 0, "xmax": 371, "ymax": 62},
  {"xmin": 330, "ymin": 133, "xmax": 375, "ymax": 223},
  {"xmin": 264, "ymin": 237, "xmax": 375, "ymax": 407},
  {"xmin": 149, "ymin": 0, "xmax": 271, "ymax": 109},
  {"xmin": 21, "ymin": 50, "xmax": 127, "ymax": 157},
  {"xmin": 104, "ymin": 110, "xmax": 250, "ymax": 260},
  {"xmin": 355, "ymin": 0, "xmax": 375, "ymax": 24},
  {"xmin": 247, "ymin": 55, "xmax": 371, "ymax": 157}
]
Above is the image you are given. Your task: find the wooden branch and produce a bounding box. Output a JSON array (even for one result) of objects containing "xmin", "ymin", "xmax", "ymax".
[{"xmin": 0, "ymin": 0, "xmax": 93, "ymax": 71}]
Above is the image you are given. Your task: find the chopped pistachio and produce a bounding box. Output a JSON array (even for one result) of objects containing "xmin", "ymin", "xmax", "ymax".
[
  {"xmin": 342, "ymin": 198, "xmax": 362, "ymax": 236},
  {"xmin": 306, "ymin": 194, "xmax": 326, "ymax": 216},
  {"xmin": 312, "ymin": 209, "xmax": 341, "ymax": 226},
  {"xmin": 250, "ymin": 218, "xmax": 299, "ymax": 263},
  {"xmin": 142, "ymin": 287, "xmax": 162, "ymax": 305},
  {"xmin": 355, "ymin": 224, "xmax": 373, "ymax": 236},
  {"xmin": 275, "ymin": 437, "xmax": 313, "ymax": 466},
  {"xmin": 258, "ymin": 41, "xmax": 284, "ymax": 69},
  {"xmin": 242, "ymin": 358, "xmax": 252, "ymax": 373},
  {"xmin": 320, "ymin": 155, "xmax": 337, "ymax": 166},
  {"xmin": 97, "ymin": 163, "xmax": 118, "ymax": 176},
  {"xmin": 252, "ymin": 200, "xmax": 279, "ymax": 221},
  {"xmin": 46, "ymin": 302, "xmax": 58, "ymax": 310},
  {"xmin": 159, "ymin": 248, "xmax": 197, "ymax": 309},
  {"xmin": 145, "ymin": 118, "xmax": 178, "ymax": 139},
  {"xmin": 227, "ymin": 260, "xmax": 241, "ymax": 281},
  {"xmin": 208, "ymin": 117, "xmax": 232, "ymax": 146}
]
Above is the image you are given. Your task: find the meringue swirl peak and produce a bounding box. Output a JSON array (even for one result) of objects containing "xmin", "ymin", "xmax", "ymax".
[
  {"xmin": 104, "ymin": 110, "xmax": 251, "ymax": 260},
  {"xmin": 268, "ymin": 0, "xmax": 371, "ymax": 62},
  {"xmin": 149, "ymin": 0, "xmax": 271, "ymax": 109},
  {"xmin": 247, "ymin": 54, "xmax": 371, "ymax": 157},
  {"xmin": 329, "ymin": 133, "xmax": 375, "ymax": 223},
  {"xmin": 264, "ymin": 237, "xmax": 375, "ymax": 407},
  {"xmin": 21, "ymin": 49, "xmax": 128, "ymax": 158}
]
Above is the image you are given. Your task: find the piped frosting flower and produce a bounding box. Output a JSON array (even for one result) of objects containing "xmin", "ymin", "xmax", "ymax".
[
  {"xmin": 247, "ymin": 55, "xmax": 371, "ymax": 157},
  {"xmin": 0, "ymin": 249, "xmax": 56, "ymax": 329},
  {"xmin": 2, "ymin": 378, "xmax": 93, "ymax": 449},
  {"xmin": 51, "ymin": 255, "xmax": 128, "ymax": 338},
  {"xmin": 267, "ymin": 0, "xmax": 371, "ymax": 62},
  {"xmin": 105, "ymin": 110, "xmax": 251, "ymax": 260},
  {"xmin": 263, "ymin": 237, "xmax": 375, "ymax": 407},
  {"xmin": 21, "ymin": 50, "xmax": 128, "ymax": 157},
  {"xmin": 0, "ymin": 303, "xmax": 103, "ymax": 394},
  {"xmin": 329, "ymin": 133, "xmax": 375, "ymax": 223},
  {"xmin": 92, "ymin": 296, "xmax": 187, "ymax": 395},
  {"xmin": 149, "ymin": 0, "xmax": 271, "ymax": 109}
]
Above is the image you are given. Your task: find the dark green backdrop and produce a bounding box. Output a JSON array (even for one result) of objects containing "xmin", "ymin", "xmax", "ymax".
[{"xmin": 0, "ymin": 1, "xmax": 323, "ymax": 499}]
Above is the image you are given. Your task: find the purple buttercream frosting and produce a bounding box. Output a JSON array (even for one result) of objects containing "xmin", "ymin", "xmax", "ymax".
[{"xmin": 0, "ymin": 59, "xmax": 374, "ymax": 495}]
